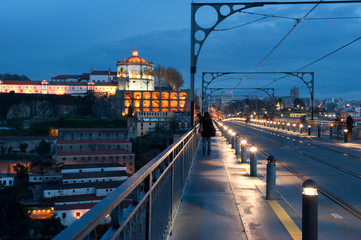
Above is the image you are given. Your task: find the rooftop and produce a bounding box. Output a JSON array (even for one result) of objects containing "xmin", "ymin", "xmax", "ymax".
[
  {"xmin": 61, "ymin": 163, "xmax": 125, "ymax": 169},
  {"xmin": 58, "ymin": 128, "xmax": 126, "ymax": 132},
  {"xmin": 54, "ymin": 202, "xmax": 97, "ymax": 211},
  {"xmin": 57, "ymin": 139, "xmax": 130, "ymax": 144},
  {"xmin": 62, "ymin": 171, "xmax": 128, "ymax": 180},
  {"xmin": 52, "ymin": 194, "xmax": 105, "ymax": 203},
  {"xmin": 43, "ymin": 180, "xmax": 125, "ymax": 190},
  {"xmin": 57, "ymin": 150, "xmax": 133, "ymax": 156}
]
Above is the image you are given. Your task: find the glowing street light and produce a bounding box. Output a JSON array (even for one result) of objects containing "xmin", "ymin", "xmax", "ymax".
[
  {"xmin": 302, "ymin": 179, "xmax": 318, "ymax": 240},
  {"xmin": 240, "ymin": 139, "xmax": 247, "ymax": 163},
  {"xmin": 250, "ymin": 146, "xmax": 258, "ymax": 176}
]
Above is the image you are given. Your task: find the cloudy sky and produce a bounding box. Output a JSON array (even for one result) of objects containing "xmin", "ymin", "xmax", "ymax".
[{"xmin": 1, "ymin": 0, "xmax": 361, "ymax": 100}]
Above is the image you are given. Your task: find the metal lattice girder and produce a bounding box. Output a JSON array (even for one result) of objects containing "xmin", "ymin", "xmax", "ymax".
[
  {"xmin": 205, "ymin": 87, "xmax": 274, "ymax": 98},
  {"xmin": 191, "ymin": 1, "xmax": 361, "ymax": 124}
]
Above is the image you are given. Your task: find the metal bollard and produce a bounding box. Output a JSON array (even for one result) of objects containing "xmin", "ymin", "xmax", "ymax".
[
  {"xmin": 293, "ymin": 123, "xmax": 296, "ymax": 132},
  {"xmin": 308, "ymin": 125, "xmax": 311, "ymax": 135},
  {"xmin": 235, "ymin": 135, "xmax": 240, "ymax": 155},
  {"xmin": 287, "ymin": 123, "xmax": 290, "ymax": 131},
  {"xmin": 317, "ymin": 125, "xmax": 321, "ymax": 138},
  {"xmin": 330, "ymin": 124, "xmax": 333, "ymax": 139},
  {"xmin": 282, "ymin": 123, "xmax": 285, "ymax": 130},
  {"xmin": 266, "ymin": 155, "xmax": 276, "ymax": 200},
  {"xmin": 240, "ymin": 139, "xmax": 247, "ymax": 163},
  {"xmin": 231, "ymin": 132, "xmax": 236, "ymax": 149},
  {"xmin": 227, "ymin": 130, "xmax": 232, "ymax": 144},
  {"xmin": 300, "ymin": 124, "xmax": 303, "ymax": 134},
  {"xmin": 344, "ymin": 129, "xmax": 348, "ymax": 142},
  {"xmin": 302, "ymin": 179, "xmax": 318, "ymax": 240},
  {"xmin": 250, "ymin": 146, "xmax": 257, "ymax": 176}
]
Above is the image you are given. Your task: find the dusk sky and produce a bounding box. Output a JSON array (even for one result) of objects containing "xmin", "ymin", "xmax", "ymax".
[{"xmin": 1, "ymin": 0, "xmax": 361, "ymax": 100}]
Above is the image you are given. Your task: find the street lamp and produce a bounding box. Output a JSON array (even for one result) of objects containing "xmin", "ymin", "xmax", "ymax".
[
  {"xmin": 344, "ymin": 129, "xmax": 348, "ymax": 142},
  {"xmin": 231, "ymin": 131, "xmax": 236, "ymax": 148},
  {"xmin": 250, "ymin": 146, "xmax": 258, "ymax": 176},
  {"xmin": 240, "ymin": 139, "xmax": 247, "ymax": 163},
  {"xmin": 302, "ymin": 179, "xmax": 318, "ymax": 240}
]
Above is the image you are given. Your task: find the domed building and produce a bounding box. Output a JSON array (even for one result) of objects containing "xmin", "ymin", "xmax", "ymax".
[{"xmin": 116, "ymin": 49, "xmax": 154, "ymax": 91}]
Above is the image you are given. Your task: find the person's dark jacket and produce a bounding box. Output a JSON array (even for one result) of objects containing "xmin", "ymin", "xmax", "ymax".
[
  {"xmin": 346, "ymin": 116, "xmax": 354, "ymax": 129},
  {"xmin": 201, "ymin": 116, "xmax": 214, "ymax": 138}
]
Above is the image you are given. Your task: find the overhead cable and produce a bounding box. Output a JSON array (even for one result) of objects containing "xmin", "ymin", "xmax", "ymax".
[{"xmin": 232, "ymin": 1, "xmax": 323, "ymax": 90}]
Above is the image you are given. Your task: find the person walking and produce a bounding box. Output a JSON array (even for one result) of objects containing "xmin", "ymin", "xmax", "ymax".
[
  {"xmin": 346, "ymin": 115, "xmax": 354, "ymax": 141},
  {"xmin": 201, "ymin": 112, "xmax": 215, "ymax": 155}
]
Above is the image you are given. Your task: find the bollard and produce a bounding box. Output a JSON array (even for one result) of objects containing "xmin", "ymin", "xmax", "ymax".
[
  {"xmin": 231, "ymin": 132, "xmax": 236, "ymax": 149},
  {"xmin": 344, "ymin": 129, "xmax": 348, "ymax": 142},
  {"xmin": 317, "ymin": 125, "xmax": 321, "ymax": 138},
  {"xmin": 250, "ymin": 146, "xmax": 257, "ymax": 176},
  {"xmin": 240, "ymin": 139, "xmax": 247, "ymax": 163},
  {"xmin": 287, "ymin": 123, "xmax": 290, "ymax": 131},
  {"xmin": 300, "ymin": 124, "xmax": 303, "ymax": 134},
  {"xmin": 282, "ymin": 123, "xmax": 285, "ymax": 130},
  {"xmin": 235, "ymin": 135, "xmax": 240, "ymax": 155},
  {"xmin": 330, "ymin": 124, "xmax": 333, "ymax": 139},
  {"xmin": 302, "ymin": 179, "xmax": 318, "ymax": 240},
  {"xmin": 293, "ymin": 123, "xmax": 296, "ymax": 132},
  {"xmin": 228, "ymin": 130, "xmax": 233, "ymax": 144},
  {"xmin": 266, "ymin": 155, "xmax": 276, "ymax": 200},
  {"xmin": 308, "ymin": 125, "xmax": 311, "ymax": 135}
]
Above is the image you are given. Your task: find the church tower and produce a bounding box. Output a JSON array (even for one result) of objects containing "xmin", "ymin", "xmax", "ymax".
[{"xmin": 116, "ymin": 49, "xmax": 154, "ymax": 91}]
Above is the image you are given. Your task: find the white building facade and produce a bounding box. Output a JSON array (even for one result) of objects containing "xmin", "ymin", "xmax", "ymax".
[{"xmin": 116, "ymin": 49, "xmax": 155, "ymax": 91}]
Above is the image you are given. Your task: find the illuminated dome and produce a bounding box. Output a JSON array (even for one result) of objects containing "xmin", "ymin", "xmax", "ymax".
[{"xmin": 123, "ymin": 49, "xmax": 147, "ymax": 63}]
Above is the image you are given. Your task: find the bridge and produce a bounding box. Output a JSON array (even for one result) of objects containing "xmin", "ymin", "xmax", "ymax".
[{"xmin": 53, "ymin": 117, "xmax": 361, "ymax": 240}]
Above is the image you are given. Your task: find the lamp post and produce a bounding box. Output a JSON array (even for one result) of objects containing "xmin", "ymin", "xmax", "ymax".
[
  {"xmin": 250, "ymin": 146, "xmax": 258, "ymax": 176},
  {"xmin": 240, "ymin": 139, "xmax": 247, "ymax": 163},
  {"xmin": 302, "ymin": 179, "xmax": 318, "ymax": 240},
  {"xmin": 227, "ymin": 129, "xmax": 233, "ymax": 144},
  {"xmin": 235, "ymin": 134, "xmax": 240, "ymax": 155},
  {"xmin": 231, "ymin": 131, "xmax": 236, "ymax": 149},
  {"xmin": 308, "ymin": 125, "xmax": 311, "ymax": 135},
  {"xmin": 266, "ymin": 155, "xmax": 276, "ymax": 200}
]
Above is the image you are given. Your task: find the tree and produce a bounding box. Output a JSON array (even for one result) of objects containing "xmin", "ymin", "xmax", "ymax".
[
  {"xmin": 0, "ymin": 145, "xmax": 6, "ymax": 156},
  {"xmin": 19, "ymin": 143, "xmax": 28, "ymax": 155},
  {"xmin": 0, "ymin": 73, "xmax": 30, "ymax": 81},
  {"xmin": 293, "ymin": 98, "xmax": 305, "ymax": 108},
  {"xmin": 13, "ymin": 163, "xmax": 28, "ymax": 178},
  {"xmin": 153, "ymin": 65, "xmax": 165, "ymax": 88},
  {"xmin": 153, "ymin": 65, "xmax": 184, "ymax": 90},
  {"xmin": 35, "ymin": 140, "xmax": 51, "ymax": 156},
  {"xmin": 30, "ymin": 158, "xmax": 53, "ymax": 173},
  {"xmin": 7, "ymin": 146, "xmax": 12, "ymax": 155},
  {"xmin": 326, "ymin": 103, "xmax": 338, "ymax": 112},
  {"xmin": 163, "ymin": 66, "xmax": 184, "ymax": 91}
]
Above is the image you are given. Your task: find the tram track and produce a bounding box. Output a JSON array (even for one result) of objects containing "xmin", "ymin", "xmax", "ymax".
[
  {"xmin": 221, "ymin": 121, "xmax": 361, "ymax": 221},
  {"xmin": 231, "ymin": 121, "xmax": 361, "ymax": 180}
]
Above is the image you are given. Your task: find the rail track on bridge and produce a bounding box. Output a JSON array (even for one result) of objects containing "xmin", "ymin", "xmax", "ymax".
[{"xmin": 225, "ymin": 120, "xmax": 361, "ymax": 221}]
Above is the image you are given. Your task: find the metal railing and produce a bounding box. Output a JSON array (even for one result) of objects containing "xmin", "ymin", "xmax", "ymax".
[
  {"xmin": 226, "ymin": 117, "xmax": 361, "ymax": 140},
  {"xmin": 53, "ymin": 126, "xmax": 200, "ymax": 240}
]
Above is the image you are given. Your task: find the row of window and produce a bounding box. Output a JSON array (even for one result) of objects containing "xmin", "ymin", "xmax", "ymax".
[
  {"xmin": 61, "ymin": 155, "xmax": 133, "ymax": 161},
  {"xmin": 64, "ymin": 178, "xmax": 116, "ymax": 184},
  {"xmin": 48, "ymin": 187, "xmax": 114, "ymax": 196}
]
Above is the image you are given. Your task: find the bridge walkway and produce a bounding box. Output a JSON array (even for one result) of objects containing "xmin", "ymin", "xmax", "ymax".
[{"xmin": 170, "ymin": 127, "xmax": 297, "ymax": 240}]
